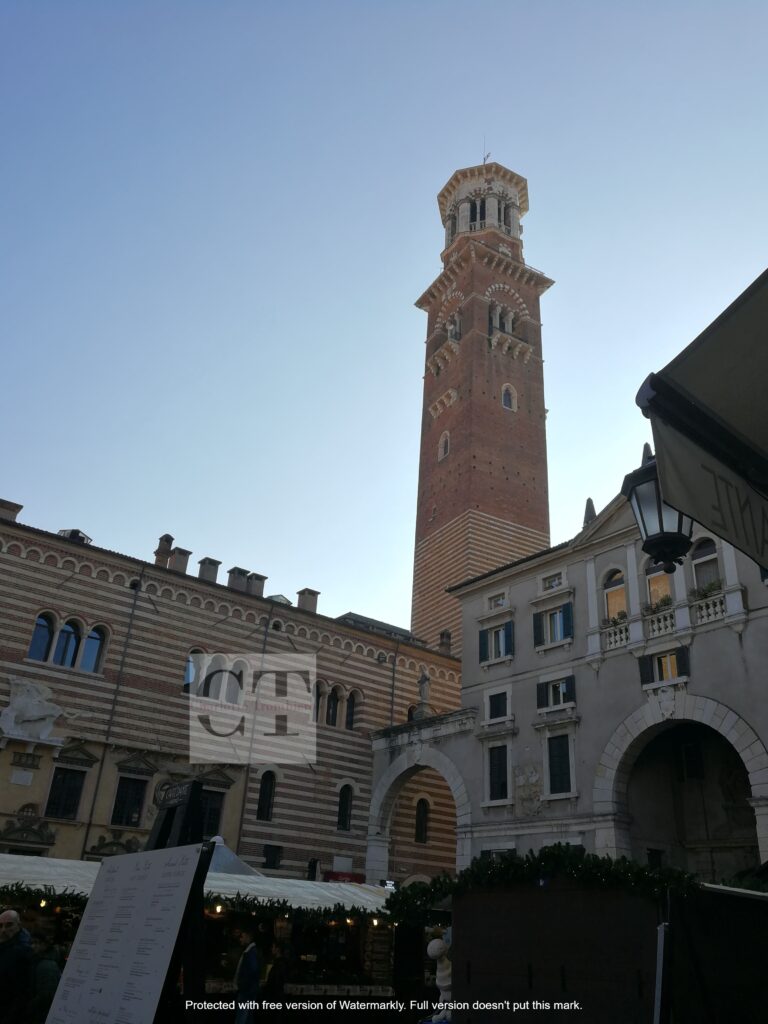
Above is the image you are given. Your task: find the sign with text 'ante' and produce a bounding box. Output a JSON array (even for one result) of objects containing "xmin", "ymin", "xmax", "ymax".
[{"xmin": 653, "ymin": 419, "xmax": 768, "ymax": 568}]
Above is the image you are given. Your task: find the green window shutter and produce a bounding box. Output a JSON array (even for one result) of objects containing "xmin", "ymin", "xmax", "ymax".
[
  {"xmin": 676, "ymin": 646, "xmax": 690, "ymax": 677},
  {"xmin": 479, "ymin": 629, "xmax": 489, "ymax": 662},
  {"xmin": 564, "ymin": 675, "xmax": 576, "ymax": 703},
  {"xmin": 562, "ymin": 602, "xmax": 574, "ymax": 639},
  {"xmin": 504, "ymin": 620, "xmax": 514, "ymax": 656},
  {"xmin": 638, "ymin": 655, "xmax": 654, "ymax": 685},
  {"xmin": 536, "ymin": 682, "xmax": 549, "ymax": 709},
  {"xmin": 533, "ymin": 612, "xmax": 545, "ymax": 647}
]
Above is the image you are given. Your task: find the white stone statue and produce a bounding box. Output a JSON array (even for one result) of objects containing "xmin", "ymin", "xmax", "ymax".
[
  {"xmin": 426, "ymin": 935, "xmax": 452, "ymax": 1022},
  {"xmin": 0, "ymin": 678, "xmax": 83, "ymax": 740},
  {"xmin": 418, "ymin": 670, "xmax": 431, "ymax": 705}
]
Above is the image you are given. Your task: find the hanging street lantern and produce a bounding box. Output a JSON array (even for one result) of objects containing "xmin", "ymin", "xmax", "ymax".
[{"xmin": 621, "ymin": 444, "xmax": 694, "ymax": 573}]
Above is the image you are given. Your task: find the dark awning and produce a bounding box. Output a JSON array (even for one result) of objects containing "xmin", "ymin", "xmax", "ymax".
[{"xmin": 637, "ymin": 267, "xmax": 768, "ymax": 566}]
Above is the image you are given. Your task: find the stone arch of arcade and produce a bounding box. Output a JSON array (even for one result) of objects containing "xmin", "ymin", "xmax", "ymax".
[
  {"xmin": 593, "ymin": 693, "xmax": 768, "ymax": 867},
  {"xmin": 365, "ymin": 709, "xmax": 476, "ymax": 883}
]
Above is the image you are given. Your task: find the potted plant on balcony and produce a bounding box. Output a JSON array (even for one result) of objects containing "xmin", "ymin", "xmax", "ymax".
[{"xmin": 688, "ymin": 579, "xmax": 723, "ymax": 601}]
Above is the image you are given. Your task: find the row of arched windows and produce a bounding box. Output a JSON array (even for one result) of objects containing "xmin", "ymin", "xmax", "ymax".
[
  {"xmin": 315, "ymin": 684, "xmax": 359, "ymax": 730},
  {"xmin": 254, "ymin": 770, "xmax": 356, "ymax": 833},
  {"xmin": 183, "ymin": 652, "xmax": 361, "ymax": 730},
  {"xmin": 27, "ymin": 614, "xmax": 107, "ymax": 673},
  {"xmin": 602, "ymin": 538, "xmax": 722, "ymax": 620}
]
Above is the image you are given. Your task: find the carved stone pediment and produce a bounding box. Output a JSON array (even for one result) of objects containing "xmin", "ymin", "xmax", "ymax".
[
  {"xmin": 57, "ymin": 742, "xmax": 99, "ymax": 769},
  {"xmin": 114, "ymin": 752, "xmax": 159, "ymax": 777}
]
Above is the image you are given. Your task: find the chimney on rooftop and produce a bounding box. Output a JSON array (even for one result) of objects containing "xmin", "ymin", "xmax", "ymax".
[
  {"xmin": 198, "ymin": 557, "xmax": 221, "ymax": 584},
  {"xmin": 154, "ymin": 534, "xmax": 174, "ymax": 567},
  {"xmin": 168, "ymin": 548, "xmax": 192, "ymax": 574},
  {"xmin": 228, "ymin": 567, "xmax": 248, "ymax": 592},
  {"xmin": 297, "ymin": 588, "xmax": 320, "ymax": 614},
  {"xmin": 247, "ymin": 573, "xmax": 267, "ymax": 597},
  {"xmin": 0, "ymin": 500, "xmax": 23, "ymax": 522}
]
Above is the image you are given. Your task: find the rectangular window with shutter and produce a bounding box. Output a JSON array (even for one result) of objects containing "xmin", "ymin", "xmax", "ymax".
[
  {"xmin": 488, "ymin": 692, "xmax": 507, "ymax": 719},
  {"xmin": 533, "ymin": 603, "xmax": 574, "ymax": 647},
  {"xmin": 488, "ymin": 745, "xmax": 508, "ymax": 800},
  {"xmin": 537, "ymin": 676, "xmax": 576, "ymax": 710},
  {"xmin": 479, "ymin": 620, "xmax": 514, "ymax": 662},
  {"xmin": 548, "ymin": 735, "xmax": 572, "ymax": 795},
  {"xmin": 639, "ymin": 647, "xmax": 689, "ymax": 685}
]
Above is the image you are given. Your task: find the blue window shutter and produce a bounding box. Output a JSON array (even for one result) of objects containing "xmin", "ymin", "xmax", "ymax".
[
  {"xmin": 504, "ymin": 620, "xmax": 514, "ymax": 656},
  {"xmin": 639, "ymin": 656, "xmax": 654, "ymax": 685},
  {"xmin": 564, "ymin": 675, "xmax": 576, "ymax": 703},
  {"xmin": 533, "ymin": 612, "xmax": 544, "ymax": 647},
  {"xmin": 479, "ymin": 629, "xmax": 489, "ymax": 662},
  {"xmin": 562, "ymin": 602, "xmax": 574, "ymax": 639},
  {"xmin": 536, "ymin": 682, "xmax": 549, "ymax": 709}
]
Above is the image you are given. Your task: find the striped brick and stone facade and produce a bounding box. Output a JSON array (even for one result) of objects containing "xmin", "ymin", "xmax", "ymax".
[
  {"xmin": 411, "ymin": 163, "xmax": 552, "ymax": 655},
  {"xmin": 0, "ymin": 503, "xmax": 459, "ymax": 882}
]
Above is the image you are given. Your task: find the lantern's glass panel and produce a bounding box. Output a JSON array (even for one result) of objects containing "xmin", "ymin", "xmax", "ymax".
[
  {"xmin": 631, "ymin": 480, "xmax": 661, "ymax": 537},
  {"xmin": 661, "ymin": 500, "xmax": 682, "ymax": 533}
]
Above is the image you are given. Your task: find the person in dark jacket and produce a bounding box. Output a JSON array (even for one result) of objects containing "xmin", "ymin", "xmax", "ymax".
[
  {"xmin": 262, "ymin": 942, "xmax": 286, "ymax": 1000},
  {"xmin": 27, "ymin": 931, "xmax": 62, "ymax": 1024},
  {"xmin": 234, "ymin": 925, "xmax": 260, "ymax": 1024},
  {"xmin": 0, "ymin": 909, "xmax": 33, "ymax": 1024}
]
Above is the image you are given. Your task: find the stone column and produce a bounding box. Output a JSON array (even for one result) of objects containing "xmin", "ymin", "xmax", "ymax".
[
  {"xmin": 365, "ymin": 832, "xmax": 390, "ymax": 883},
  {"xmin": 457, "ymin": 200, "xmax": 470, "ymax": 233},
  {"xmin": 486, "ymin": 195, "xmax": 499, "ymax": 226}
]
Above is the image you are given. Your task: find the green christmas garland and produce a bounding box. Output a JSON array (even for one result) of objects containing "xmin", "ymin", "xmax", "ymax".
[{"xmin": 385, "ymin": 845, "xmax": 700, "ymax": 925}]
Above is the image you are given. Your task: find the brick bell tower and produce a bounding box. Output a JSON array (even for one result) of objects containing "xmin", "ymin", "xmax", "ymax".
[{"xmin": 411, "ymin": 162, "xmax": 553, "ymax": 654}]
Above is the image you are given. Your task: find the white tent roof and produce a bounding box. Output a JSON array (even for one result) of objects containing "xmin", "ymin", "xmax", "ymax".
[{"xmin": 0, "ymin": 853, "xmax": 388, "ymax": 912}]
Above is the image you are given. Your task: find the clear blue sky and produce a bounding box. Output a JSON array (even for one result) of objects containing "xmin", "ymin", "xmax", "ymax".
[{"xmin": 3, "ymin": 2, "xmax": 767, "ymax": 628}]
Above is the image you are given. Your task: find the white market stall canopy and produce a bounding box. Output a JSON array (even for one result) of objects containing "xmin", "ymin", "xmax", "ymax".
[
  {"xmin": 637, "ymin": 267, "xmax": 768, "ymax": 566},
  {"xmin": 0, "ymin": 853, "xmax": 389, "ymax": 912}
]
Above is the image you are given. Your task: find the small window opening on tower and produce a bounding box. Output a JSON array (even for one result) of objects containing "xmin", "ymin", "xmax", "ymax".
[
  {"xmin": 502, "ymin": 385, "xmax": 518, "ymax": 412},
  {"xmin": 438, "ymin": 431, "xmax": 450, "ymax": 462}
]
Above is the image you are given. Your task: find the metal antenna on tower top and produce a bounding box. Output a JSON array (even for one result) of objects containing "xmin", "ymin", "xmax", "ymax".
[{"xmin": 482, "ymin": 141, "xmax": 491, "ymax": 165}]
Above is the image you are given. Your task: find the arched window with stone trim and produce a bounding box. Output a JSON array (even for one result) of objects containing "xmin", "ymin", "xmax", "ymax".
[
  {"xmin": 28, "ymin": 613, "xmax": 55, "ymax": 662},
  {"xmin": 438, "ymin": 431, "xmax": 450, "ymax": 462},
  {"xmin": 646, "ymin": 562, "xmax": 672, "ymax": 606},
  {"xmin": 326, "ymin": 687, "xmax": 340, "ymax": 727},
  {"xmin": 692, "ymin": 538, "xmax": 721, "ymax": 593},
  {"xmin": 337, "ymin": 784, "xmax": 353, "ymax": 831},
  {"xmin": 414, "ymin": 798, "xmax": 429, "ymax": 844},
  {"xmin": 52, "ymin": 621, "xmax": 81, "ymax": 669},
  {"xmin": 256, "ymin": 770, "xmax": 276, "ymax": 821},
  {"xmin": 502, "ymin": 384, "xmax": 518, "ymax": 412},
  {"xmin": 603, "ymin": 570, "xmax": 627, "ymax": 620},
  {"xmin": 80, "ymin": 626, "xmax": 107, "ymax": 673}
]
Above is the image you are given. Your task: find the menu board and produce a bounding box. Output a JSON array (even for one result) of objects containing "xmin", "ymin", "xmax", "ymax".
[{"xmin": 47, "ymin": 844, "xmax": 204, "ymax": 1024}]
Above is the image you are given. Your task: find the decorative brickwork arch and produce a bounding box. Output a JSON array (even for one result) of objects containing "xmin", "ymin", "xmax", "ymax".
[
  {"xmin": 484, "ymin": 282, "xmax": 531, "ymax": 321},
  {"xmin": 593, "ymin": 695, "xmax": 768, "ymax": 861},
  {"xmin": 366, "ymin": 744, "xmax": 471, "ymax": 881}
]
